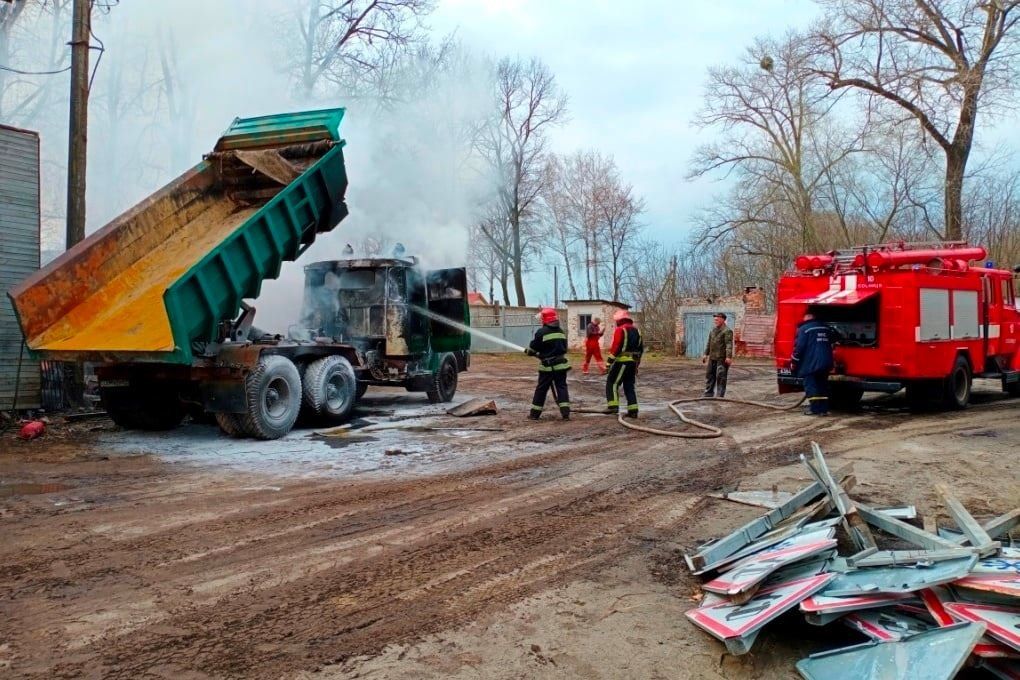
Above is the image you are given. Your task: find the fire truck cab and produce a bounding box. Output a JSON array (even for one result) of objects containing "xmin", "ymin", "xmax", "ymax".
[{"xmin": 775, "ymin": 243, "xmax": 1020, "ymax": 410}]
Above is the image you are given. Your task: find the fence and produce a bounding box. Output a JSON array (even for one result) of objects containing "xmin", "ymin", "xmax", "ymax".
[{"xmin": 469, "ymin": 306, "xmax": 542, "ymax": 352}]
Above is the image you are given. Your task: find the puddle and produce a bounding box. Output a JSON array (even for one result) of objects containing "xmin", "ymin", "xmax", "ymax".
[
  {"xmin": 0, "ymin": 482, "xmax": 71, "ymax": 498},
  {"xmin": 315, "ymin": 434, "xmax": 380, "ymax": 449}
]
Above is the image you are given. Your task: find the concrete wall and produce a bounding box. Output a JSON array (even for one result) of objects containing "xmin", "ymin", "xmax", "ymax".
[
  {"xmin": 564, "ymin": 301, "xmax": 628, "ymax": 350},
  {"xmin": 469, "ymin": 305, "xmax": 566, "ymax": 353},
  {"xmin": 675, "ymin": 288, "xmax": 771, "ymax": 358},
  {"xmin": 0, "ymin": 125, "xmax": 41, "ymax": 409}
]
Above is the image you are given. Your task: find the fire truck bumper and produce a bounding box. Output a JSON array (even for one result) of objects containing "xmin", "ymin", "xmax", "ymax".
[{"xmin": 777, "ymin": 373, "xmax": 903, "ymax": 394}]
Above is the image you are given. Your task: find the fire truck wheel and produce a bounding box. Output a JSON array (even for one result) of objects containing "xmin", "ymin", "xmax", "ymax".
[
  {"xmin": 427, "ymin": 353, "xmax": 458, "ymax": 403},
  {"xmin": 303, "ymin": 355, "xmax": 357, "ymax": 421},
  {"xmin": 240, "ymin": 355, "xmax": 302, "ymax": 439},
  {"xmin": 942, "ymin": 356, "xmax": 972, "ymax": 410},
  {"xmin": 829, "ymin": 384, "xmax": 864, "ymax": 411}
]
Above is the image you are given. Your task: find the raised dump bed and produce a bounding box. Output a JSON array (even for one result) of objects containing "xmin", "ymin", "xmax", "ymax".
[{"xmin": 9, "ymin": 108, "xmax": 348, "ymax": 365}]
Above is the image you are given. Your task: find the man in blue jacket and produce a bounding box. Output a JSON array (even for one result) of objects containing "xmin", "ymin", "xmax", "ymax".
[{"xmin": 792, "ymin": 312, "xmax": 838, "ymax": 416}]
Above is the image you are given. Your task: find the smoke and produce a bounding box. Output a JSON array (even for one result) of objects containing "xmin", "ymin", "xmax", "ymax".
[
  {"xmin": 255, "ymin": 42, "xmax": 496, "ymax": 330},
  {"xmin": 4, "ymin": 2, "xmax": 494, "ymax": 331}
]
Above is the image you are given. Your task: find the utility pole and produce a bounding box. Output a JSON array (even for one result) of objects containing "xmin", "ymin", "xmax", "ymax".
[
  {"xmin": 553, "ymin": 266, "xmax": 559, "ymax": 309},
  {"xmin": 65, "ymin": 0, "xmax": 91, "ymax": 408},
  {"xmin": 66, "ymin": 0, "xmax": 90, "ymax": 250}
]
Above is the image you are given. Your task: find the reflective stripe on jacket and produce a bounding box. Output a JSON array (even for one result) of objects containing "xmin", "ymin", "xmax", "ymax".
[
  {"xmin": 529, "ymin": 322, "xmax": 570, "ymax": 372},
  {"xmin": 608, "ymin": 322, "xmax": 643, "ymax": 363}
]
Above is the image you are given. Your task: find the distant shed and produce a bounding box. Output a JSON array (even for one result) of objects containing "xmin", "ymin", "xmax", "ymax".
[{"xmin": 0, "ymin": 124, "xmax": 42, "ymax": 409}]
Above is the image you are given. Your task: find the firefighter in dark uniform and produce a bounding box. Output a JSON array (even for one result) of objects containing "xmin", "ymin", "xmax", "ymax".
[
  {"xmin": 606, "ymin": 309, "xmax": 643, "ymax": 418},
  {"xmin": 792, "ymin": 312, "xmax": 838, "ymax": 415},
  {"xmin": 525, "ymin": 307, "xmax": 571, "ymax": 420}
]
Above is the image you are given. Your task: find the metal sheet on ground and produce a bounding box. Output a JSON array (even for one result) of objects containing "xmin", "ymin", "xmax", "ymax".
[
  {"xmin": 686, "ymin": 573, "xmax": 835, "ymax": 654},
  {"xmin": 801, "ymin": 591, "xmax": 909, "ymax": 614},
  {"xmin": 820, "ymin": 556, "xmax": 977, "ymax": 597},
  {"xmin": 954, "ymin": 574, "xmax": 1020, "ymax": 598},
  {"xmin": 703, "ymin": 537, "xmax": 837, "ymax": 597},
  {"xmin": 973, "ymin": 550, "xmax": 1020, "ymax": 575},
  {"xmin": 842, "ymin": 610, "xmax": 933, "ymax": 641},
  {"xmin": 982, "ymin": 658, "xmax": 1020, "ymax": 680},
  {"xmin": 795, "ymin": 622, "xmax": 985, "ymax": 680},
  {"xmin": 944, "ymin": 603, "xmax": 1020, "ymax": 652}
]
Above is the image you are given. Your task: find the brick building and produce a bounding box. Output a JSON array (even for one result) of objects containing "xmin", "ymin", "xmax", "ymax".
[{"xmin": 675, "ymin": 287, "xmax": 774, "ymax": 358}]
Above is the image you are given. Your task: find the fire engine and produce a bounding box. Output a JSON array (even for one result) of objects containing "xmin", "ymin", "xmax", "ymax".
[{"xmin": 774, "ymin": 243, "xmax": 1020, "ymax": 410}]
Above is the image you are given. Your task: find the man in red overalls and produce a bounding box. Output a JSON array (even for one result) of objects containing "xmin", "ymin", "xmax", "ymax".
[{"xmin": 582, "ymin": 316, "xmax": 606, "ymax": 375}]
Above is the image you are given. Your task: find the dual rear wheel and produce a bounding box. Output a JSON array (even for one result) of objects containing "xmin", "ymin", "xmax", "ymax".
[{"xmin": 216, "ymin": 354, "xmax": 358, "ymax": 439}]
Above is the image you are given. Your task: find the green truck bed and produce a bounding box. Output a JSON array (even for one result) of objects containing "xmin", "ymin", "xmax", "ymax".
[{"xmin": 9, "ymin": 108, "xmax": 349, "ymax": 365}]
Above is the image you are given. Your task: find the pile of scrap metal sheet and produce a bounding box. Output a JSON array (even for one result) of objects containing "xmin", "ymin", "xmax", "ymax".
[{"xmin": 683, "ymin": 441, "xmax": 1020, "ymax": 679}]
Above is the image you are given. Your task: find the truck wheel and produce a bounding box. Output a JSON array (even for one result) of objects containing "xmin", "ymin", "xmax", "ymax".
[
  {"xmin": 302, "ymin": 356, "xmax": 357, "ymax": 421},
  {"xmin": 214, "ymin": 412, "xmax": 247, "ymax": 437},
  {"xmin": 829, "ymin": 384, "xmax": 864, "ymax": 411},
  {"xmin": 240, "ymin": 355, "xmax": 302, "ymax": 439},
  {"xmin": 426, "ymin": 353, "xmax": 458, "ymax": 403},
  {"xmin": 942, "ymin": 356, "xmax": 972, "ymax": 410}
]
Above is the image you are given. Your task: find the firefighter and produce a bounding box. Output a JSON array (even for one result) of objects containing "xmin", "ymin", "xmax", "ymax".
[
  {"xmin": 524, "ymin": 307, "xmax": 571, "ymax": 420},
  {"xmin": 702, "ymin": 312, "xmax": 733, "ymax": 397},
  {"xmin": 582, "ymin": 317, "xmax": 606, "ymax": 375},
  {"xmin": 606, "ymin": 309, "xmax": 643, "ymax": 418},
  {"xmin": 792, "ymin": 312, "xmax": 837, "ymax": 416}
]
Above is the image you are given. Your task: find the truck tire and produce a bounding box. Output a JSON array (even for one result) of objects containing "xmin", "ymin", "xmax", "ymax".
[
  {"xmin": 214, "ymin": 412, "xmax": 247, "ymax": 437},
  {"xmin": 829, "ymin": 384, "xmax": 864, "ymax": 411},
  {"xmin": 239, "ymin": 355, "xmax": 302, "ymax": 439},
  {"xmin": 302, "ymin": 355, "xmax": 357, "ymax": 421},
  {"xmin": 426, "ymin": 353, "xmax": 458, "ymax": 403},
  {"xmin": 942, "ymin": 356, "xmax": 972, "ymax": 410}
]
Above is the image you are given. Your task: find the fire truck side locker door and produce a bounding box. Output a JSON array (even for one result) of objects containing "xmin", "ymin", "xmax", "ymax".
[
  {"xmin": 919, "ymin": 289, "xmax": 950, "ymax": 341},
  {"xmin": 981, "ymin": 276, "xmax": 991, "ymax": 366}
]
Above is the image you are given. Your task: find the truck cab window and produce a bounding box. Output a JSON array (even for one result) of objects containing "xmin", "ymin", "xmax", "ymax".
[
  {"xmin": 1003, "ymin": 279, "xmax": 1016, "ymax": 307},
  {"xmin": 338, "ymin": 270, "xmax": 376, "ymax": 290}
]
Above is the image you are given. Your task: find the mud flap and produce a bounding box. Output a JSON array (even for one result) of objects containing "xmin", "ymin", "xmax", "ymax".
[{"xmin": 201, "ymin": 379, "xmax": 247, "ymax": 414}]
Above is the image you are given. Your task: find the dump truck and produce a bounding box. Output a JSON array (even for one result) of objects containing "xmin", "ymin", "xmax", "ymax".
[
  {"xmin": 8, "ymin": 108, "xmax": 470, "ymax": 439},
  {"xmin": 774, "ymin": 242, "xmax": 1020, "ymax": 410}
]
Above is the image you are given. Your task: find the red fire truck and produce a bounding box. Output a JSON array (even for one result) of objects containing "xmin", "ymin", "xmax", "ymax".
[{"xmin": 775, "ymin": 243, "xmax": 1020, "ymax": 410}]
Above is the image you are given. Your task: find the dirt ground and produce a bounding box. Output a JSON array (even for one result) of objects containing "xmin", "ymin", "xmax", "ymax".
[{"xmin": 1, "ymin": 354, "xmax": 1017, "ymax": 679}]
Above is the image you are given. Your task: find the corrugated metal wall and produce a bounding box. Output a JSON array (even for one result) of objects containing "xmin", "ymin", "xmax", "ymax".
[{"xmin": 0, "ymin": 125, "xmax": 42, "ymax": 409}]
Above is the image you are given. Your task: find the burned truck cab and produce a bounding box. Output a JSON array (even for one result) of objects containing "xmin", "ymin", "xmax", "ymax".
[{"xmin": 297, "ymin": 255, "xmax": 470, "ymax": 402}]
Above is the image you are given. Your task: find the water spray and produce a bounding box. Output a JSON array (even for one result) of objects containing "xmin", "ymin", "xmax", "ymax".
[{"xmin": 411, "ymin": 306, "xmax": 528, "ymax": 352}]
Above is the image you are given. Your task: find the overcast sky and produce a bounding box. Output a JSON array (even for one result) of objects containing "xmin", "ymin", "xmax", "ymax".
[
  {"xmin": 432, "ymin": 0, "xmax": 818, "ymax": 242},
  {"xmin": 427, "ymin": 0, "xmax": 819, "ymax": 301}
]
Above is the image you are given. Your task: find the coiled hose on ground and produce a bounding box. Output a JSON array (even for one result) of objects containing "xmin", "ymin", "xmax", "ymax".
[{"xmin": 576, "ymin": 394, "xmax": 808, "ymax": 438}]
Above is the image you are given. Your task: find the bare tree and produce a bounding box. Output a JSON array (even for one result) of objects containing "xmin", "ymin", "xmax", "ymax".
[
  {"xmin": 476, "ymin": 57, "xmax": 568, "ymax": 306},
  {"xmin": 538, "ymin": 154, "xmax": 581, "ymax": 299},
  {"xmin": 690, "ymin": 33, "xmax": 863, "ymax": 252},
  {"xmin": 598, "ymin": 174, "xmax": 644, "ymax": 301},
  {"xmin": 812, "ymin": 0, "xmax": 1020, "ymax": 240},
  {"xmin": 286, "ymin": 0, "xmax": 436, "ymax": 100}
]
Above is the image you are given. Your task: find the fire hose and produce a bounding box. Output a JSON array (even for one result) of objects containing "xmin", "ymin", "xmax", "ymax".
[{"xmin": 575, "ymin": 394, "xmax": 807, "ymax": 439}]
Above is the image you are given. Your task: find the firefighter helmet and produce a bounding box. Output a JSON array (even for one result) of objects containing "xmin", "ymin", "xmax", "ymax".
[
  {"xmin": 613, "ymin": 309, "xmax": 631, "ymax": 324},
  {"xmin": 540, "ymin": 307, "xmax": 558, "ymax": 324}
]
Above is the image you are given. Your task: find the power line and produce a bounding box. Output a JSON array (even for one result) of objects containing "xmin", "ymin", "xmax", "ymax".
[{"xmin": 0, "ymin": 64, "xmax": 71, "ymax": 75}]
